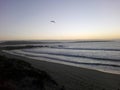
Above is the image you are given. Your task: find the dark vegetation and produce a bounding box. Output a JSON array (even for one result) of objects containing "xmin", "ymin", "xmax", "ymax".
[{"xmin": 0, "ymin": 55, "xmax": 65, "ymax": 90}]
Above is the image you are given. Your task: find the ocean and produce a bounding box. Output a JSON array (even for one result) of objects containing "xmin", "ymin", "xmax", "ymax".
[{"xmin": 3, "ymin": 40, "xmax": 120, "ymax": 74}]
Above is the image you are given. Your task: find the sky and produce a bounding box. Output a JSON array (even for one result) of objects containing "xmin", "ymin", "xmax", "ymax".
[{"xmin": 0, "ymin": 0, "xmax": 120, "ymax": 40}]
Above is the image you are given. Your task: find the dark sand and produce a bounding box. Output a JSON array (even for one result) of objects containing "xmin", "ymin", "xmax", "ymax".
[{"xmin": 1, "ymin": 51, "xmax": 120, "ymax": 90}]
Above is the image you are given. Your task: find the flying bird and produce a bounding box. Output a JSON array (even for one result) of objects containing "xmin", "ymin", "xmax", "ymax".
[{"xmin": 50, "ymin": 20, "xmax": 56, "ymax": 23}]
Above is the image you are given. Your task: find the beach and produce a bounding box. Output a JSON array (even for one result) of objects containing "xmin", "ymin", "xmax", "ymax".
[{"xmin": 1, "ymin": 50, "xmax": 120, "ymax": 90}]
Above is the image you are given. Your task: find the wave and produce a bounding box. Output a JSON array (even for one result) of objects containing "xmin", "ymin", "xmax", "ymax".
[
  {"xmin": 22, "ymin": 50, "xmax": 120, "ymax": 62},
  {"xmin": 51, "ymin": 47, "xmax": 120, "ymax": 51},
  {"xmin": 11, "ymin": 51, "xmax": 120, "ymax": 68},
  {"xmin": 3, "ymin": 50, "xmax": 120, "ymax": 74}
]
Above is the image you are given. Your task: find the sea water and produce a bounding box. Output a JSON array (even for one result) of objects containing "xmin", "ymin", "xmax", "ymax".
[{"xmin": 3, "ymin": 40, "xmax": 120, "ymax": 74}]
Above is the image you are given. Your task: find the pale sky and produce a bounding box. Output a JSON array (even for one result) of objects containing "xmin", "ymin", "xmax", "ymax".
[{"xmin": 0, "ymin": 0, "xmax": 120, "ymax": 40}]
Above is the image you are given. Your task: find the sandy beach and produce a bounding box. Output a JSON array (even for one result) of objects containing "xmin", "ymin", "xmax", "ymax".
[{"xmin": 1, "ymin": 51, "xmax": 120, "ymax": 90}]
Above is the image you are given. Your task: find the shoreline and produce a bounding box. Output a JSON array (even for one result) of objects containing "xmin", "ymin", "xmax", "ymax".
[
  {"xmin": 2, "ymin": 50, "xmax": 120, "ymax": 75},
  {"xmin": 1, "ymin": 50, "xmax": 120, "ymax": 90}
]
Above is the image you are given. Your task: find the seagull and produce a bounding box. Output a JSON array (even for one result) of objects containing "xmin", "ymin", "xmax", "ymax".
[{"xmin": 50, "ymin": 20, "xmax": 56, "ymax": 23}]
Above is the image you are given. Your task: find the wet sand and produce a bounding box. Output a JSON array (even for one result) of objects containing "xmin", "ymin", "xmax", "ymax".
[{"xmin": 1, "ymin": 51, "xmax": 120, "ymax": 90}]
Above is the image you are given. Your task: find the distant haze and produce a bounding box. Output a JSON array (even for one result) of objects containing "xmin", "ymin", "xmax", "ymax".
[{"xmin": 0, "ymin": 0, "xmax": 120, "ymax": 40}]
